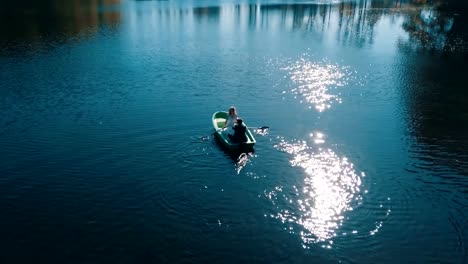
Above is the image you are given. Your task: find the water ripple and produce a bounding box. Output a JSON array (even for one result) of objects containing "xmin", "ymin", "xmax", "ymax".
[
  {"xmin": 281, "ymin": 57, "xmax": 352, "ymax": 112},
  {"xmin": 270, "ymin": 138, "xmax": 364, "ymax": 245}
]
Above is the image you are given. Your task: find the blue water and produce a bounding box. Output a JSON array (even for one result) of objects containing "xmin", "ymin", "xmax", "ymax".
[{"xmin": 1, "ymin": 0, "xmax": 467, "ymax": 263}]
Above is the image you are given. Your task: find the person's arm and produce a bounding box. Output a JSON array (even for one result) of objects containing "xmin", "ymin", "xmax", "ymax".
[
  {"xmin": 222, "ymin": 118, "xmax": 230, "ymax": 129},
  {"xmin": 232, "ymin": 124, "xmax": 239, "ymax": 133}
]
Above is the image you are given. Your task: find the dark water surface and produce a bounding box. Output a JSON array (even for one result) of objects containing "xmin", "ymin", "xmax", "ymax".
[{"xmin": 1, "ymin": 0, "xmax": 467, "ymax": 263}]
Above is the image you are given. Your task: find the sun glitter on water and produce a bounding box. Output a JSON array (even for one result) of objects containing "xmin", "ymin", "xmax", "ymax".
[
  {"xmin": 270, "ymin": 138, "xmax": 364, "ymax": 245},
  {"xmin": 282, "ymin": 57, "xmax": 350, "ymax": 112}
]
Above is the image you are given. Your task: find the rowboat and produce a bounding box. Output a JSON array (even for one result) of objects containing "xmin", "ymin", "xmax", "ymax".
[{"xmin": 212, "ymin": 111, "xmax": 256, "ymax": 151}]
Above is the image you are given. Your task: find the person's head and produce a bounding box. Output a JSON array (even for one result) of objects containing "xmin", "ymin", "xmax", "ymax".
[
  {"xmin": 236, "ymin": 118, "xmax": 243, "ymax": 126},
  {"xmin": 228, "ymin": 106, "xmax": 237, "ymax": 116}
]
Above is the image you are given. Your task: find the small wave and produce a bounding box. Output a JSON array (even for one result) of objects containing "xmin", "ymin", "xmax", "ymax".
[
  {"xmin": 277, "ymin": 55, "xmax": 354, "ymax": 112},
  {"xmin": 268, "ymin": 137, "xmax": 364, "ymax": 245}
]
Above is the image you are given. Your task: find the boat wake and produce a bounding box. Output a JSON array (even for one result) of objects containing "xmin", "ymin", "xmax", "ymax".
[{"xmin": 236, "ymin": 152, "xmax": 255, "ymax": 174}]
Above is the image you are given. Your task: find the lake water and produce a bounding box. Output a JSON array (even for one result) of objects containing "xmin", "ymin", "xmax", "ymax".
[{"xmin": 1, "ymin": 0, "xmax": 467, "ymax": 263}]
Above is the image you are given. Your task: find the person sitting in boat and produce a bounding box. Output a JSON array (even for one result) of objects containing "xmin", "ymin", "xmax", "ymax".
[
  {"xmin": 222, "ymin": 106, "xmax": 238, "ymax": 136},
  {"xmin": 228, "ymin": 118, "xmax": 248, "ymax": 143}
]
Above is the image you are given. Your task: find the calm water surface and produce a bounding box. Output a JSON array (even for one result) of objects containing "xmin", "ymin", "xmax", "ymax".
[{"xmin": 1, "ymin": 0, "xmax": 467, "ymax": 263}]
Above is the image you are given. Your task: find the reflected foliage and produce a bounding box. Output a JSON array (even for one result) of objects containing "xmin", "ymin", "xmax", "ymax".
[
  {"xmin": 190, "ymin": 1, "xmax": 466, "ymax": 53},
  {"xmin": 404, "ymin": 56, "xmax": 468, "ymax": 175},
  {"xmin": 0, "ymin": 0, "xmax": 121, "ymax": 43},
  {"xmin": 191, "ymin": 1, "xmax": 390, "ymax": 48},
  {"xmin": 400, "ymin": 4, "xmax": 467, "ymax": 53},
  {"xmin": 437, "ymin": 0, "xmax": 468, "ymax": 13},
  {"xmin": 402, "ymin": 9, "xmax": 453, "ymax": 51},
  {"xmin": 399, "ymin": 1, "xmax": 468, "ymax": 175}
]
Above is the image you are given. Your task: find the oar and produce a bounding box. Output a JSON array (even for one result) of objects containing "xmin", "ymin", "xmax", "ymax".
[
  {"xmin": 253, "ymin": 126, "xmax": 269, "ymax": 130},
  {"xmin": 200, "ymin": 126, "xmax": 269, "ymax": 141},
  {"xmin": 247, "ymin": 126, "xmax": 269, "ymax": 130},
  {"xmin": 199, "ymin": 128, "xmax": 225, "ymax": 141},
  {"xmin": 219, "ymin": 126, "xmax": 269, "ymax": 130}
]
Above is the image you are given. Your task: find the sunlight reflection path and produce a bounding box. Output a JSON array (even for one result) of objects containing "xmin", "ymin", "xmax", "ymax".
[
  {"xmin": 272, "ymin": 138, "xmax": 364, "ymax": 245},
  {"xmin": 282, "ymin": 57, "xmax": 351, "ymax": 112}
]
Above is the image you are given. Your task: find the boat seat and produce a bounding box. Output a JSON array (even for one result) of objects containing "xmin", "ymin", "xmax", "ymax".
[{"xmin": 214, "ymin": 118, "xmax": 226, "ymax": 128}]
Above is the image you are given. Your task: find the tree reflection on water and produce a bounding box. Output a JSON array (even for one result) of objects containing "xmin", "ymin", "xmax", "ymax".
[
  {"xmin": 400, "ymin": 1, "xmax": 467, "ymax": 53},
  {"xmin": 0, "ymin": 0, "xmax": 121, "ymax": 43},
  {"xmin": 191, "ymin": 1, "xmax": 467, "ymax": 54}
]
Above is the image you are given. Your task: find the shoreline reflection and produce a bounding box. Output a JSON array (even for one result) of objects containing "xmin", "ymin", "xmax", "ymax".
[{"xmin": 0, "ymin": 0, "xmax": 121, "ymax": 44}]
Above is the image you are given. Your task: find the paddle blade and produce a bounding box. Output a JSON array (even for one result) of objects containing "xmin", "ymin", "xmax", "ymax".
[{"xmin": 253, "ymin": 126, "xmax": 269, "ymax": 136}]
